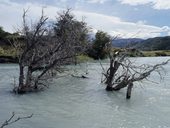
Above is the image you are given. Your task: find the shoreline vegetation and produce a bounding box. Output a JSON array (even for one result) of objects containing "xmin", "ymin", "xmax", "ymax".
[
  {"xmin": 142, "ymin": 50, "xmax": 170, "ymax": 57},
  {"xmin": 1, "ymin": 26, "xmax": 170, "ymax": 63},
  {"xmin": 0, "ymin": 46, "xmax": 170, "ymax": 63}
]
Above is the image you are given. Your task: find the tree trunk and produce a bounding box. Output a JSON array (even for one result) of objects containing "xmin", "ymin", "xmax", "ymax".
[
  {"xmin": 113, "ymin": 81, "xmax": 128, "ymax": 91},
  {"xmin": 105, "ymin": 60, "xmax": 120, "ymax": 91},
  {"xmin": 126, "ymin": 83, "xmax": 133, "ymax": 99},
  {"xmin": 17, "ymin": 64, "xmax": 25, "ymax": 94},
  {"xmin": 105, "ymin": 59, "xmax": 114, "ymax": 85},
  {"xmin": 19, "ymin": 64, "xmax": 24, "ymax": 87},
  {"xmin": 105, "ymin": 85, "xmax": 114, "ymax": 91},
  {"xmin": 25, "ymin": 66, "xmax": 32, "ymax": 87}
]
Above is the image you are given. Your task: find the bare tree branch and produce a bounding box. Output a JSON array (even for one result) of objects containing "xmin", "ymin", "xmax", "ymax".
[
  {"xmin": 0, "ymin": 112, "xmax": 33, "ymax": 128},
  {"xmin": 13, "ymin": 8, "xmax": 89, "ymax": 94},
  {"xmin": 101, "ymin": 37, "xmax": 170, "ymax": 99}
]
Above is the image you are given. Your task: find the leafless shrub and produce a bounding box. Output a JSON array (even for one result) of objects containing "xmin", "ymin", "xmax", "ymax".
[{"xmin": 12, "ymin": 9, "xmax": 89, "ymax": 94}]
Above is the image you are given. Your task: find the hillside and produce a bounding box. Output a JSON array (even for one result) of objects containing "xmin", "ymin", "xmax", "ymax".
[
  {"xmin": 112, "ymin": 36, "xmax": 170, "ymax": 51},
  {"xmin": 136, "ymin": 36, "xmax": 170, "ymax": 51},
  {"xmin": 112, "ymin": 38, "xmax": 143, "ymax": 48}
]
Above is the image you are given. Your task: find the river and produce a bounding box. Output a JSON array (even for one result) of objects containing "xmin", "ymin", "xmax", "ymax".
[{"xmin": 0, "ymin": 57, "xmax": 170, "ymax": 128}]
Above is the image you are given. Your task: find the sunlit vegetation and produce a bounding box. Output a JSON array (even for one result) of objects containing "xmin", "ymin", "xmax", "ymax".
[
  {"xmin": 142, "ymin": 50, "xmax": 170, "ymax": 57},
  {"xmin": 0, "ymin": 46, "xmax": 17, "ymax": 57}
]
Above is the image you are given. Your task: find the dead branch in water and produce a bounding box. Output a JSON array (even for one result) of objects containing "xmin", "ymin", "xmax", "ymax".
[
  {"xmin": 101, "ymin": 41, "xmax": 170, "ymax": 99},
  {"xmin": 0, "ymin": 112, "xmax": 33, "ymax": 128}
]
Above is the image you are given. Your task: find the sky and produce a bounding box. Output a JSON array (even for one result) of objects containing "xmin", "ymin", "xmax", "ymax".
[{"xmin": 0, "ymin": 0, "xmax": 170, "ymax": 39}]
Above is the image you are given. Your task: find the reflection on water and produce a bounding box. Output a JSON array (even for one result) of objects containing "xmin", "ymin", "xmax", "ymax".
[{"xmin": 0, "ymin": 57, "xmax": 170, "ymax": 128}]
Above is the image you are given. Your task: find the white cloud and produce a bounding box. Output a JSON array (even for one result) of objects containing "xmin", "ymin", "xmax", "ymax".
[
  {"xmin": 74, "ymin": 11, "xmax": 170, "ymax": 38},
  {"xmin": 136, "ymin": 20, "xmax": 147, "ymax": 25},
  {"xmin": 0, "ymin": 0, "xmax": 169, "ymax": 39},
  {"xmin": 162, "ymin": 26, "xmax": 170, "ymax": 31},
  {"xmin": 153, "ymin": 0, "xmax": 170, "ymax": 10},
  {"xmin": 86, "ymin": 0, "xmax": 109, "ymax": 4},
  {"xmin": 118, "ymin": 0, "xmax": 170, "ymax": 10},
  {"xmin": 118, "ymin": 0, "xmax": 153, "ymax": 6}
]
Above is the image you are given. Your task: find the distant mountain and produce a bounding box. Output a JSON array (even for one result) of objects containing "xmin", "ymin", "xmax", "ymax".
[
  {"xmin": 112, "ymin": 38, "xmax": 144, "ymax": 48},
  {"xmin": 136, "ymin": 36, "xmax": 170, "ymax": 51},
  {"xmin": 112, "ymin": 36, "xmax": 170, "ymax": 51}
]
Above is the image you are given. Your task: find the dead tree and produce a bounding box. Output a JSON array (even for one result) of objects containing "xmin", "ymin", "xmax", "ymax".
[
  {"xmin": 13, "ymin": 9, "xmax": 89, "ymax": 94},
  {"xmin": 102, "ymin": 41, "xmax": 170, "ymax": 99},
  {"xmin": 0, "ymin": 112, "xmax": 33, "ymax": 128}
]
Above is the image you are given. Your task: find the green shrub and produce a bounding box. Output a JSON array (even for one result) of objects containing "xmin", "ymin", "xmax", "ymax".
[{"xmin": 76, "ymin": 54, "xmax": 93, "ymax": 63}]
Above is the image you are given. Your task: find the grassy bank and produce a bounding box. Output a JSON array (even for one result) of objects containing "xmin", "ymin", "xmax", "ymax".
[
  {"xmin": 76, "ymin": 54, "xmax": 93, "ymax": 63},
  {"xmin": 142, "ymin": 50, "xmax": 170, "ymax": 57},
  {"xmin": 0, "ymin": 47, "xmax": 93, "ymax": 63},
  {"xmin": 0, "ymin": 46, "xmax": 18, "ymax": 63},
  {"xmin": 0, "ymin": 46, "xmax": 170, "ymax": 64},
  {"xmin": 0, "ymin": 46, "xmax": 17, "ymax": 57}
]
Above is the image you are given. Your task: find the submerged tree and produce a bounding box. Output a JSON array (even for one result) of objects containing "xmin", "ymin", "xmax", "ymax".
[
  {"xmin": 101, "ymin": 40, "xmax": 170, "ymax": 99},
  {"xmin": 13, "ymin": 9, "xmax": 89, "ymax": 94}
]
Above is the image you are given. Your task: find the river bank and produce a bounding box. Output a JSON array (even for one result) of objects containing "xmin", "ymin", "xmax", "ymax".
[{"xmin": 0, "ymin": 45, "xmax": 170, "ymax": 63}]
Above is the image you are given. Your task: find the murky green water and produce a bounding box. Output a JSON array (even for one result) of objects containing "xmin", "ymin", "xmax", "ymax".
[{"xmin": 0, "ymin": 57, "xmax": 170, "ymax": 128}]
